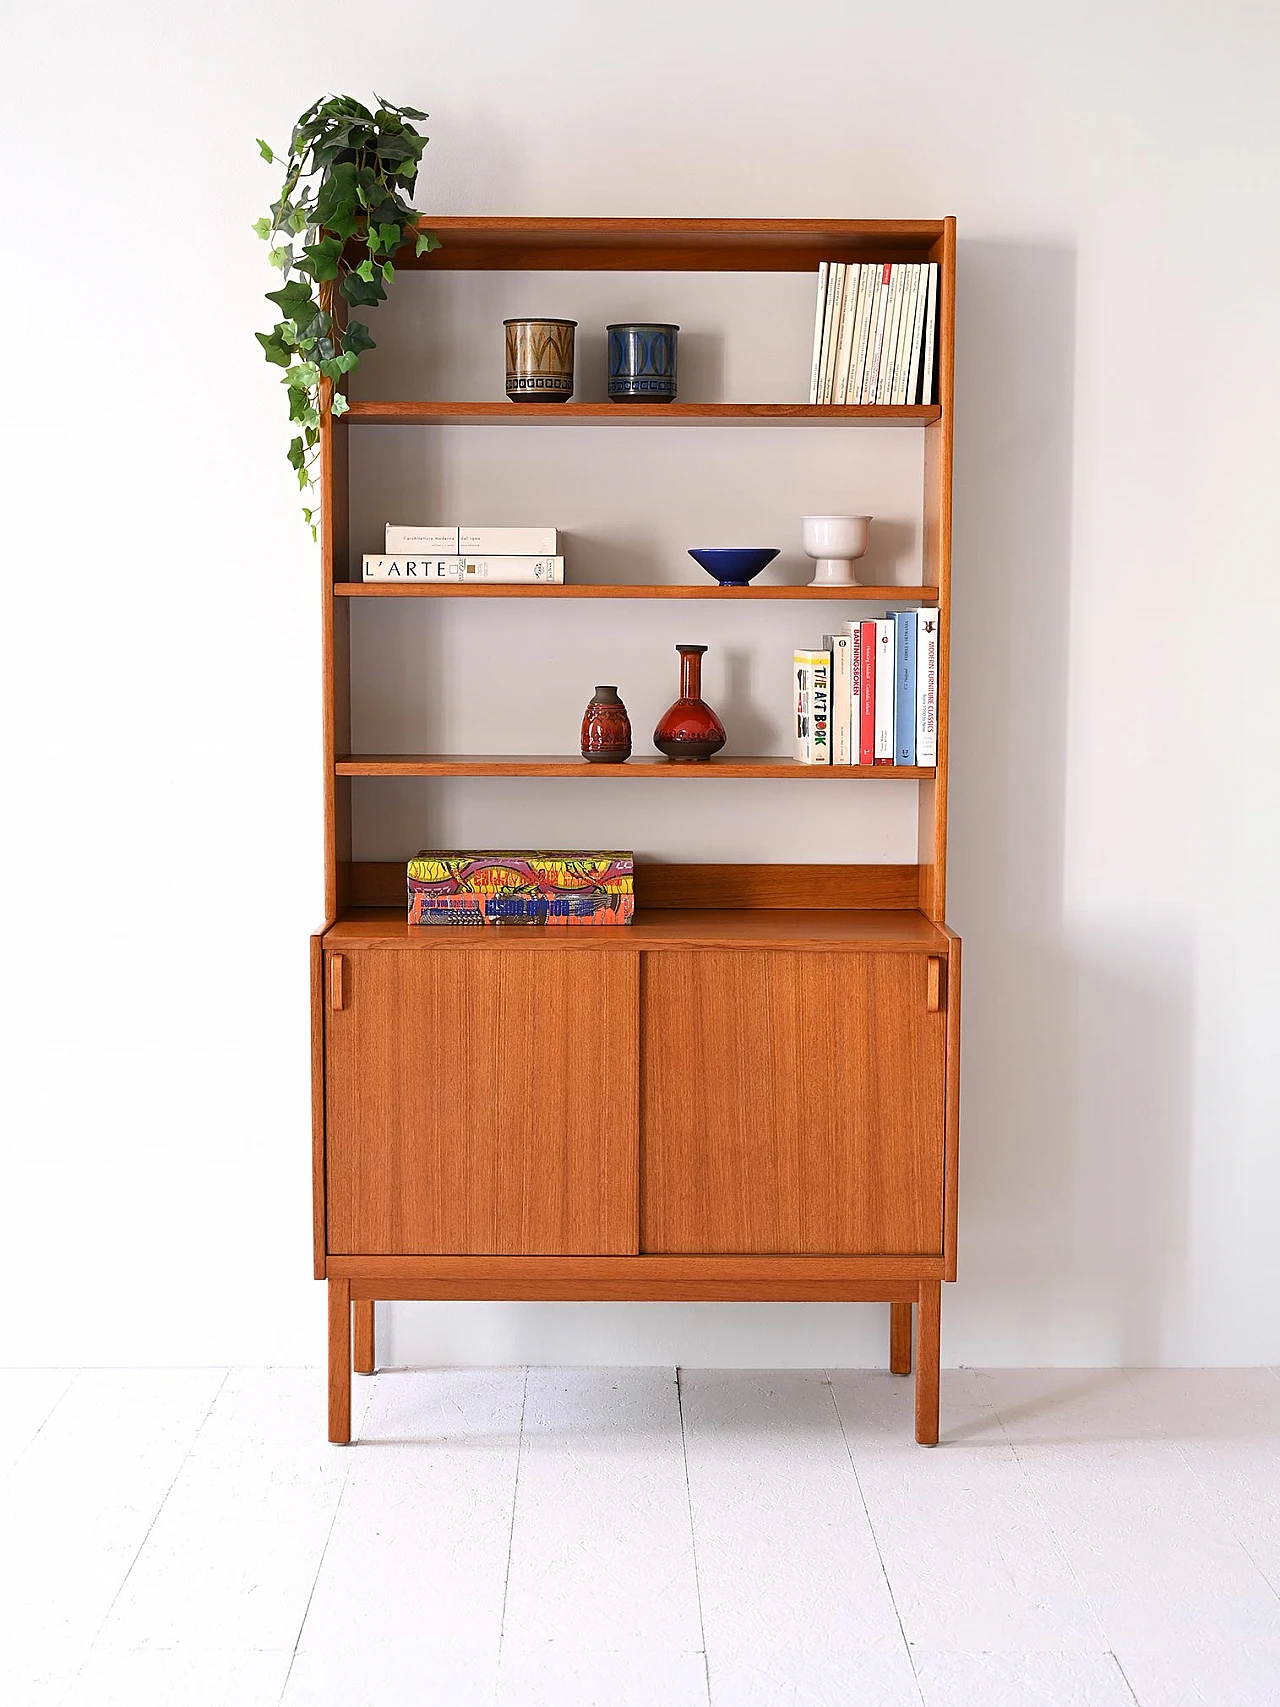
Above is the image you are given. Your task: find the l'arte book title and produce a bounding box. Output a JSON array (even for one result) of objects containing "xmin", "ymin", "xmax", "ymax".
[{"xmin": 407, "ymin": 851, "xmax": 634, "ymax": 926}]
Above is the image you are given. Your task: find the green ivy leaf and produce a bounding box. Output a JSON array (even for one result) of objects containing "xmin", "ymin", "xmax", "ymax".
[
  {"xmin": 257, "ymin": 138, "xmax": 274, "ymax": 162},
  {"xmin": 286, "ymin": 361, "xmax": 320, "ymax": 389},
  {"xmin": 289, "ymin": 207, "xmax": 309, "ymax": 234},
  {"xmin": 336, "ymin": 349, "xmax": 360, "ymax": 372},
  {"xmin": 268, "ymin": 246, "xmax": 291, "ymax": 270},
  {"xmin": 331, "ymin": 393, "xmax": 350, "ymax": 416},
  {"xmin": 378, "ymin": 222, "xmax": 401, "ymax": 252},
  {"xmin": 415, "ymin": 229, "xmax": 441, "ymax": 257},
  {"xmin": 265, "ymin": 279, "xmax": 313, "ymax": 316},
  {"xmin": 381, "ymin": 260, "xmax": 395, "ymax": 285},
  {"xmin": 252, "ymin": 216, "xmax": 272, "ymax": 240},
  {"xmin": 341, "ymin": 320, "xmax": 376, "ymax": 356},
  {"xmin": 319, "ymin": 357, "xmax": 344, "ymax": 381},
  {"xmin": 287, "ymin": 435, "xmax": 305, "ymax": 469},
  {"xmin": 357, "ymin": 257, "xmax": 375, "ymax": 284},
  {"xmin": 340, "ymin": 271, "xmax": 385, "ymax": 308},
  {"xmin": 255, "ymin": 330, "xmax": 291, "ymax": 367},
  {"xmin": 298, "ymin": 235, "xmax": 343, "ymax": 282}
]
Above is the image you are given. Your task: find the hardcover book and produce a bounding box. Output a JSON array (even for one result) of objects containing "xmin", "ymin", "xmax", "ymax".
[
  {"xmin": 823, "ymin": 631, "xmax": 854, "ymax": 765},
  {"xmin": 363, "ymin": 555, "xmax": 565, "ymax": 583},
  {"xmin": 916, "ymin": 608, "xmax": 939, "ymax": 764},
  {"xmin": 385, "ymin": 525, "xmax": 460, "ymax": 553},
  {"xmin": 874, "ymin": 618, "xmax": 896, "ymax": 762},
  {"xmin": 894, "ymin": 609, "xmax": 917, "ymax": 766},
  {"xmin": 407, "ymin": 851, "xmax": 634, "ymax": 926},
  {"xmin": 793, "ymin": 649, "xmax": 832, "ymax": 764}
]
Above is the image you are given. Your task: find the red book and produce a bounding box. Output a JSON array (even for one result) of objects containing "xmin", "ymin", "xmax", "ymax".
[{"xmin": 858, "ymin": 621, "xmax": 876, "ymax": 765}]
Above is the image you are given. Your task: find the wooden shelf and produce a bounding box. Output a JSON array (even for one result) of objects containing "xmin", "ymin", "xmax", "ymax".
[
  {"xmin": 343, "ymin": 400, "xmax": 940, "ymax": 427},
  {"xmin": 336, "ymin": 755, "xmax": 934, "ymax": 779},
  {"xmin": 381, "ymin": 216, "xmax": 948, "ymax": 272},
  {"xmin": 325, "ymin": 906, "xmax": 950, "ymax": 954},
  {"xmin": 335, "ymin": 582, "xmax": 939, "ymax": 601}
]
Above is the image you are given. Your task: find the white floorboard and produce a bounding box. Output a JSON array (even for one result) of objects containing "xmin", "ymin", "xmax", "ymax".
[{"xmin": 4, "ymin": 1365, "xmax": 1280, "ymax": 1707}]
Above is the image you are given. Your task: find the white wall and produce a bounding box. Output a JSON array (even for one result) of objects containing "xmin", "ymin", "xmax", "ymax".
[{"xmin": 4, "ymin": 0, "xmax": 1278, "ymax": 1368}]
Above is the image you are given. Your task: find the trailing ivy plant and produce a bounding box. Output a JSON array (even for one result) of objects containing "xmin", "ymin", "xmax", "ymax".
[{"xmin": 254, "ymin": 95, "xmax": 440, "ymax": 535}]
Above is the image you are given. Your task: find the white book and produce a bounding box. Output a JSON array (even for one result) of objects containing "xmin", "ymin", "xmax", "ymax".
[
  {"xmin": 921, "ymin": 264, "xmax": 940, "ymax": 405},
  {"xmin": 460, "ymin": 527, "xmax": 558, "ymax": 554},
  {"xmin": 862, "ymin": 264, "xmax": 893, "ymax": 405},
  {"xmin": 875, "ymin": 266, "xmax": 906, "ymax": 404},
  {"xmin": 793, "ymin": 648, "xmax": 832, "ymax": 763},
  {"xmin": 848, "ymin": 262, "xmax": 878, "ymax": 404},
  {"xmin": 916, "ymin": 607, "xmax": 939, "ymax": 765},
  {"xmin": 363, "ymin": 555, "xmax": 564, "ymax": 583},
  {"xmin": 808, "ymin": 262, "xmax": 829, "ymax": 405},
  {"xmin": 823, "ymin": 631, "xmax": 854, "ymax": 765},
  {"xmin": 819, "ymin": 263, "xmax": 845, "ymax": 404},
  {"xmin": 385, "ymin": 525, "xmax": 459, "ymax": 553},
  {"xmin": 904, "ymin": 261, "xmax": 930, "ymax": 405},
  {"xmin": 891, "ymin": 265, "xmax": 921, "ymax": 404},
  {"xmin": 831, "ymin": 263, "xmax": 861, "ymax": 406},
  {"xmin": 873, "ymin": 618, "xmax": 896, "ymax": 761}
]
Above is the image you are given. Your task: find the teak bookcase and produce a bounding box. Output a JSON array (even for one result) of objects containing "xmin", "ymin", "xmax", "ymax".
[{"xmin": 311, "ymin": 217, "xmax": 959, "ymax": 1446}]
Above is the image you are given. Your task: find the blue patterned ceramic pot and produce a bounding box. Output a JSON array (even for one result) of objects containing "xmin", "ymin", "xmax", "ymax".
[{"xmin": 607, "ymin": 323, "xmax": 679, "ymax": 402}]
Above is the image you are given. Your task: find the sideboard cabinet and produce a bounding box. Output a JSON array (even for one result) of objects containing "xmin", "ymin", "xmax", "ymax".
[{"xmin": 310, "ymin": 217, "xmax": 959, "ymax": 1446}]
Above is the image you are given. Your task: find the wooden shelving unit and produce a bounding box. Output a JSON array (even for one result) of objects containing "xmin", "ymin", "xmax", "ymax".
[{"xmin": 312, "ymin": 216, "xmax": 959, "ymax": 1448}]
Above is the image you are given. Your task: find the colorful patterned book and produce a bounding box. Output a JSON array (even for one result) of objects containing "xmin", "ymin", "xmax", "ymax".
[{"xmin": 407, "ymin": 851, "xmax": 634, "ymax": 927}]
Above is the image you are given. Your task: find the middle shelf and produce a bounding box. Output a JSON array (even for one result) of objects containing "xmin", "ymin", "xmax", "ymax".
[
  {"xmin": 335, "ymin": 582, "xmax": 940, "ymax": 601},
  {"xmin": 336, "ymin": 755, "xmax": 934, "ymax": 779}
]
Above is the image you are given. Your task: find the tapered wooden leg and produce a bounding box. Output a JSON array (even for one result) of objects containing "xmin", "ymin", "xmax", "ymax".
[
  {"xmin": 890, "ymin": 1302, "xmax": 913, "ymax": 1375},
  {"xmin": 353, "ymin": 1299, "xmax": 375, "ymax": 1375},
  {"xmin": 914, "ymin": 1280, "xmax": 940, "ymax": 1446},
  {"xmin": 328, "ymin": 1276, "xmax": 351, "ymax": 1444}
]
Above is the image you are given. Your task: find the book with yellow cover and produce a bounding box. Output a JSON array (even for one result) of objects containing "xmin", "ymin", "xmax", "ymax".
[{"xmin": 407, "ymin": 851, "xmax": 634, "ymax": 926}]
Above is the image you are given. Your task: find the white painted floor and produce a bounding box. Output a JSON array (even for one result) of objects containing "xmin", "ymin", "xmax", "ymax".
[{"xmin": 2, "ymin": 1367, "xmax": 1279, "ymax": 1707}]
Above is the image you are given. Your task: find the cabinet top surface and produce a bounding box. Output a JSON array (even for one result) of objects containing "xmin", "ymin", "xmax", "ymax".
[{"xmin": 323, "ymin": 908, "xmax": 953, "ymax": 953}]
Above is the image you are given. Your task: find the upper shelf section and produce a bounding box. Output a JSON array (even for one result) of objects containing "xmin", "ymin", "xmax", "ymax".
[
  {"xmin": 381, "ymin": 217, "xmax": 951, "ymax": 272},
  {"xmin": 344, "ymin": 401, "xmax": 939, "ymax": 427}
]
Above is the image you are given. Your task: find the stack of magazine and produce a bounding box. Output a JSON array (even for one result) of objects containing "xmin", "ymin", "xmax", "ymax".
[{"xmin": 808, "ymin": 262, "xmax": 939, "ymax": 407}]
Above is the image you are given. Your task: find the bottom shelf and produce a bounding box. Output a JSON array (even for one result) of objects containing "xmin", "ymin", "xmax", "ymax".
[{"xmin": 325, "ymin": 906, "xmax": 949, "ymax": 953}]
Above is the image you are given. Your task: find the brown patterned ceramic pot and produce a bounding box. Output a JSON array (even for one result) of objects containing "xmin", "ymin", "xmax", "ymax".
[
  {"xmin": 504, "ymin": 318, "xmax": 577, "ymax": 402},
  {"xmin": 580, "ymin": 685, "xmax": 632, "ymax": 763}
]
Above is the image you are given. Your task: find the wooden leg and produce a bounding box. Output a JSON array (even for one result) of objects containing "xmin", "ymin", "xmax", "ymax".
[
  {"xmin": 353, "ymin": 1299, "xmax": 375, "ymax": 1375},
  {"xmin": 890, "ymin": 1301, "xmax": 912, "ymax": 1375},
  {"xmin": 915, "ymin": 1280, "xmax": 940, "ymax": 1446},
  {"xmin": 328, "ymin": 1276, "xmax": 351, "ymax": 1444}
]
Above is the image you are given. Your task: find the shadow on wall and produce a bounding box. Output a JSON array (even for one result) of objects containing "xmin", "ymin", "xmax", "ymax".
[{"xmin": 948, "ymin": 239, "xmax": 1191, "ymax": 1364}]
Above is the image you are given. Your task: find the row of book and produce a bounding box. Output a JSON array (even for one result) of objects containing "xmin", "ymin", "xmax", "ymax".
[
  {"xmin": 794, "ymin": 610, "xmax": 938, "ymax": 766},
  {"xmin": 808, "ymin": 262, "xmax": 939, "ymax": 407},
  {"xmin": 364, "ymin": 524, "xmax": 564, "ymax": 583}
]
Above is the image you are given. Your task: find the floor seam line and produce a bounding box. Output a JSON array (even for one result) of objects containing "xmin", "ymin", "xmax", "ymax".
[
  {"xmin": 0, "ymin": 1368, "xmax": 80, "ymax": 1491},
  {"xmin": 79, "ymin": 1366, "xmax": 232, "ymax": 1673},
  {"xmin": 494, "ymin": 1364, "xmax": 530, "ymax": 1702},
  {"xmin": 675, "ymin": 1366, "xmax": 710, "ymax": 1692},
  {"xmin": 826, "ymin": 1369, "xmax": 926, "ymax": 1707},
  {"xmin": 277, "ymin": 1369, "xmax": 375, "ymax": 1704},
  {"xmin": 978, "ymin": 1370, "xmax": 1114, "ymax": 1651}
]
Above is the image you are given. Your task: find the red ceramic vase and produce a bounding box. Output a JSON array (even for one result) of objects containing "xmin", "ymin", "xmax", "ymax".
[
  {"xmin": 580, "ymin": 685, "xmax": 632, "ymax": 762},
  {"xmin": 653, "ymin": 644, "xmax": 726, "ymax": 761}
]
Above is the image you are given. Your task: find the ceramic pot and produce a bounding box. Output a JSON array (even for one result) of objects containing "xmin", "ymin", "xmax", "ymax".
[
  {"xmin": 504, "ymin": 318, "xmax": 577, "ymax": 402},
  {"xmin": 607, "ymin": 323, "xmax": 678, "ymax": 402},
  {"xmin": 801, "ymin": 514, "xmax": 872, "ymax": 587},
  {"xmin": 580, "ymin": 685, "xmax": 632, "ymax": 763},
  {"xmin": 653, "ymin": 644, "xmax": 726, "ymax": 761}
]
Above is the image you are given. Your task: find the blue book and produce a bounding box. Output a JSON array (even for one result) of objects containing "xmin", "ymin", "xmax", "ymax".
[{"xmin": 894, "ymin": 611, "xmax": 917, "ymax": 766}]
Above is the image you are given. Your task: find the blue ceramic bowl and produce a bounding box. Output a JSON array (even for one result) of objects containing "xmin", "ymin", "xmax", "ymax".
[{"xmin": 688, "ymin": 547, "xmax": 781, "ymax": 587}]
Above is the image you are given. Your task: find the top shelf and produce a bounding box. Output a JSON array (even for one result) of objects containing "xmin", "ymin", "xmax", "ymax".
[{"xmin": 384, "ymin": 216, "xmax": 951, "ymax": 272}]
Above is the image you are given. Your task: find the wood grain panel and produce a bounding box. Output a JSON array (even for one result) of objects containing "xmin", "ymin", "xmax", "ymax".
[
  {"xmin": 349, "ymin": 862, "xmax": 923, "ymax": 911},
  {"xmin": 327, "ymin": 1276, "xmax": 350, "ymax": 1444},
  {"xmin": 310, "ymin": 933, "xmax": 326, "ymax": 1280},
  {"xmin": 324, "ymin": 909, "xmax": 950, "ymax": 954},
  {"xmin": 943, "ymin": 932, "xmax": 962, "ymax": 1280},
  {"xmin": 641, "ymin": 951, "xmax": 945, "ymax": 1254},
  {"xmin": 325, "ymin": 949, "xmax": 639, "ymax": 1255},
  {"xmin": 353, "ymin": 1299, "xmax": 374, "ymax": 1374},
  {"xmin": 918, "ymin": 215, "xmax": 955, "ymax": 920},
  {"xmin": 890, "ymin": 1301, "xmax": 913, "ymax": 1374},
  {"xmin": 915, "ymin": 1279, "xmax": 941, "ymax": 1445},
  {"xmin": 328, "ymin": 1253, "xmax": 940, "ymax": 1300}
]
